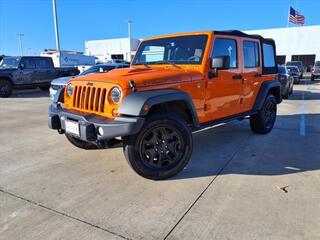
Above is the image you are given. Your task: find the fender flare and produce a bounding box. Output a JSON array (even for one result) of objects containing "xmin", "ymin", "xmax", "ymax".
[
  {"xmin": 118, "ymin": 89, "xmax": 200, "ymax": 127},
  {"xmin": 252, "ymin": 80, "xmax": 282, "ymax": 111},
  {"xmin": 0, "ymin": 76, "xmax": 14, "ymax": 85}
]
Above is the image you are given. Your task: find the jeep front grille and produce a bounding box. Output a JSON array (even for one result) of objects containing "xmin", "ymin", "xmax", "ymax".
[{"xmin": 72, "ymin": 86, "xmax": 107, "ymax": 113}]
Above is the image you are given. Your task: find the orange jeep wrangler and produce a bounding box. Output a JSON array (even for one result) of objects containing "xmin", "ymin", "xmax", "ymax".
[{"xmin": 49, "ymin": 30, "xmax": 281, "ymax": 180}]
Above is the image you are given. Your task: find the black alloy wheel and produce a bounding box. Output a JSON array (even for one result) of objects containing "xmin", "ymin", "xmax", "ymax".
[
  {"xmin": 0, "ymin": 80, "xmax": 13, "ymax": 98},
  {"xmin": 139, "ymin": 125, "xmax": 184, "ymax": 169},
  {"xmin": 123, "ymin": 113, "xmax": 193, "ymax": 180}
]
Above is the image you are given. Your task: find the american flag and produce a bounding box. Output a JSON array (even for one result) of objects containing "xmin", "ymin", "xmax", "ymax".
[{"xmin": 289, "ymin": 7, "xmax": 305, "ymax": 25}]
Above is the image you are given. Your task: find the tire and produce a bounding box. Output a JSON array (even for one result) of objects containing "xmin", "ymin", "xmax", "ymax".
[
  {"xmin": 250, "ymin": 94, "xmax": 277, "ymax": 134},
  {"xmin": 0, "ymin": 79, "xmax": 13, "ymax": 98},
  {"xmin": 65, "ymin": 133, "xmax": 98, "ymax": 150},
  {"xmin": 39, "ymin": 86, "xmax": 50, "ymax": 91},
  {"xmin": 289, "ymin": 84, "xmax": 293, "ymax": 95},
  {"xmin": 123, "ymin": 113, "xmax": 193, "ymax": 180},
  {"xmin": 282, "ymin": 89, "xmax": 289, "ymax": 99}
]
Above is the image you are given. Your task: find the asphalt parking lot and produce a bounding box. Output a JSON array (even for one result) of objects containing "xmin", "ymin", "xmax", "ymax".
[{"xmin": 1, "ymin": 79, "xmax": 320, "ymax": 240}]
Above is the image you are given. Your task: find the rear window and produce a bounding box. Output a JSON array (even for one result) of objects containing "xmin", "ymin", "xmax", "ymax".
[
  {"xmin": 37, "ymin": 58, "xmax": 52, "ymax": 69},
  {"xmin": 262, "ymin": 43, "xmax": 275, "ymax": 68},
  {"xmin": 243, "ymin": 41, "xmax": 260, "ymax": 68}
]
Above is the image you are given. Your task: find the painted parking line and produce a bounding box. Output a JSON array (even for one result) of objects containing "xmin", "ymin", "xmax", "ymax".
[{"xmin": 299, "ymin": 81, "xmax": 306, "ymax": 136}]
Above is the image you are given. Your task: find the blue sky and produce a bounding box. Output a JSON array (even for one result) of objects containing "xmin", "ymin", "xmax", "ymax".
[{"xmin": 0, "ymin": 0, "xmax": 319, "ymax": 56}]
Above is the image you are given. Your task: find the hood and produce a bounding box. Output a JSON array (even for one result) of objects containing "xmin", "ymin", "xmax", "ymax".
[
  {"xmin": 51, "ymin": 76, "xmax": 73, "ymax": 86},
  {"xmin": 0, "ymin": 68, "xmax": 17, "ymax": 73},
  {"xmin": 70, "ymin": 66, "xmax": 203, "ymax": 89}
]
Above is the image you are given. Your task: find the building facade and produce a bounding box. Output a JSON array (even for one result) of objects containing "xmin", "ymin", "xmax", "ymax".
[
  {"xmin": 245, "ymin": 25, "xmax": 320, "ymax": 70},
  {"xmin": 85, "ymin": 38, "xmax": 140, "ymax": 63}
]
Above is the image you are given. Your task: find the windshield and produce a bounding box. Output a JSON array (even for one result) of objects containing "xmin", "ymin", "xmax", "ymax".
[
  {"xmin": 315, "ymin": 61, "xmax": 320, "ymax": 67},
  {"xmin": 286, "ymin": 61, "xmax": 302, "ymax": 67},
  {"xmin": 133, "ymin": 35, "xmax": 208, "ymax": 65},
  {"xmin": 287, "ymin": 67, "xmax": 298, "ymax": 73},
  {"xmin": 278, "ymin": 66, "xmax": 287, "ymax": 74},
  {"xmin": 0, "ymin": 57, "xmax": 20, "ymax": 69}
]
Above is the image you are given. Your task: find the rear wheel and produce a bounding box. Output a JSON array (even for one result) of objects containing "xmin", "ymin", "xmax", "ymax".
[
  {"xmin": 65, "ymin": 133, "xmax": 98, "ymax": 150},
  {"xmin": 123, "ymin": 113, "xmax": 193, "ymax": 180},
  {"xmin": 250, "ymin": 94, "xmax": 277, "ymax": 134},
  {"xmin": 0, "ymin": 79, "xmax": 13, "ymax": 98}
]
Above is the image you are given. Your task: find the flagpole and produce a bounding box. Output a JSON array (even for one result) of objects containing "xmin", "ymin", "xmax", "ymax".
[{"xmin": 287, "ymin": 5, "xmax": 290, "ymax": 28}]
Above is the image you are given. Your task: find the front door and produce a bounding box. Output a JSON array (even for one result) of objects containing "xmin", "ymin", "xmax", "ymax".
[
  {"xmin": 205, "ymin": 36, "xmax": 243, "ymax": 121},
  {"xmin": 15, "ymin": 58, "xmax": 37, "ymax": 85}
]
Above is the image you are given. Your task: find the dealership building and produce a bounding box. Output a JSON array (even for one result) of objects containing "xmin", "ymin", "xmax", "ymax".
[
  {"xmin": 245, "ymin": 25, "xmax": 320, "ymax": 70},
  {"xmin": 85, "ymin": 38, "xmax": 140, "ymax": 63},
  {"xmin": 85, "ymin": 25, "xmax": 320, "ymax": 69}
]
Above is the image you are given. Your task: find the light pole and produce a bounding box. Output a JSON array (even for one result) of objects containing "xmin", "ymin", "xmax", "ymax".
[
  {"xmin": 125, "ymin": 19, "xmax": 132, "ymax": 61},
  {"xmin": 52, "ymin": 0, "xmax": 61, "ymax": 66},
  {"xmin": 17, "ymin": 33, "xmax": 24, "ymax": 56}
]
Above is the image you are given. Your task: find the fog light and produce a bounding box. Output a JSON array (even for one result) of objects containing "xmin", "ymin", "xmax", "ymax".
[{"xmin": 97, "ymin": 127, "xmax": 104, "ymax": 136}]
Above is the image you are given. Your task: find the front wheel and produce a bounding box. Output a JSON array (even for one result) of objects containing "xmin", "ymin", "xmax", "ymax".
[
  {"xmin": 123, "ymin": 113, "xmax": 193, "ymax": 180},
  {"xmin": 250, "ymin": 94, "xmax": 277, "ymax": 134},
  {"xmin": 0, "ymin": 80, "xmax": 13, "ymax": 98}
]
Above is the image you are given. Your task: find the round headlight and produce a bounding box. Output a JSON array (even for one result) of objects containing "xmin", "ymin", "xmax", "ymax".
[
  {"xmin": 67, "ymin": 84, "xmax": 73, "ymax": 97},
  {"xmin": 110, "ymin": 87, "xmax": 121, "ymax": 104}
]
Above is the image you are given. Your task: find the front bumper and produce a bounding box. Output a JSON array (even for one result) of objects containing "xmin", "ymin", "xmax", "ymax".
[{"xmin": 48, "ymin": 104, "xmax": 145, "ymax": 142}]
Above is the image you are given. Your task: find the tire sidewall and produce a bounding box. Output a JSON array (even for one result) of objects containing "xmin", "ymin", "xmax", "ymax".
[
  {"xmin": 260, "ymin": 95, "xmax": 277, "ymax": 132},
  {"xmin": 124, "ymin": 113, "xmax": 193, "ymax": 180},
  {"xmin": 0, "ymin": 80, "xmax": 13, "ymax": 97}
]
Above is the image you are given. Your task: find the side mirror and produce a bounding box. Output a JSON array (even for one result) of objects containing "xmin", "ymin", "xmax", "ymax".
[
  {"xmin": 211, "ymin": 56, "xmax": 230, "ymax": 69},
  {"xmin": 19, "ymin": 63, "xmax": 25, "ymax": 69}
]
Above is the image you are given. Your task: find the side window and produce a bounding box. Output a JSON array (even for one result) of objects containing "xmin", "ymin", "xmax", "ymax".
[
  {"xmin": 212, "ymin": 38, "xmax": 237, "ymax": 68},
  {"xmin": 37, "ymin": 58, "xmax": 52, "ymax": 69},
  {"xmin": 21, "ymin": 58, "xmax": 36, "ymax": 69},
  {"xmin": 243, "ymin": 41, "xmax": 260, "ymax": 68},
  {"xmin": 263, "ymin": 43, "xmax": 275, "ymax": 67}
]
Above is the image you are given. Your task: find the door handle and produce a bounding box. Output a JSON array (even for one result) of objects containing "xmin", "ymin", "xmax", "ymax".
[
  {"xmin": 254, "ymin": 73, "xmax": 262, "ymax": 78},
  {"xmin": 232, "ymin": 74, "xmax": 243, "ymax": 80}
]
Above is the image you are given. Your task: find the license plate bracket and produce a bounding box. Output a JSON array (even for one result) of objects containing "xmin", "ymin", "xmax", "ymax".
[{"xmin": 65, "ymin": 119, "xmax": 80, "ymax": 137}]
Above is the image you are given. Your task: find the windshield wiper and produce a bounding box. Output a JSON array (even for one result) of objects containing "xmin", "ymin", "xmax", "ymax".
[
  {"xmin": 154, "ymin": 60, "xmax": 180, "ymax": 68},
  {"xmin": 133, "ymin": 62, "xmax": 150, "ymax": 68}
]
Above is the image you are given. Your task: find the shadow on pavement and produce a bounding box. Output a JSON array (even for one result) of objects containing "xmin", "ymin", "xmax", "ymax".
[
  {"xmin": 10, "ymin": 89, "xmax": 49, "ymax": 98},
  {"xmin": 171, "ymin": 113, "xmax": 320, "ymax": 180},
  {"xmin": 289, "ymin": 89, "xmax": 320, "ymax": 100}
]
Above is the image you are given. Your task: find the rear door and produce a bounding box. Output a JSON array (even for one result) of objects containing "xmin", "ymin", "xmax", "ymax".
[
  {"xmin": 205, "ymin": 36, "xmax": 243, "ymax": 120},
  {"xmin": 240, "ymin": 38, "xmax": 262, "ymax": 112},
  {"xmin": 36, "ymin": 58, "xmax": 56, "ymax": 83}
]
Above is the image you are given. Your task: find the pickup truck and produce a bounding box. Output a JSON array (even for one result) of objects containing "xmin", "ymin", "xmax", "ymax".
[
  {"xmin": 49, "ymin": 30, "xmax": 281, "ymax": 180},
  {"xmin": 0, "ymin": 56, "xmax": 79, "ymax": 97}
]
